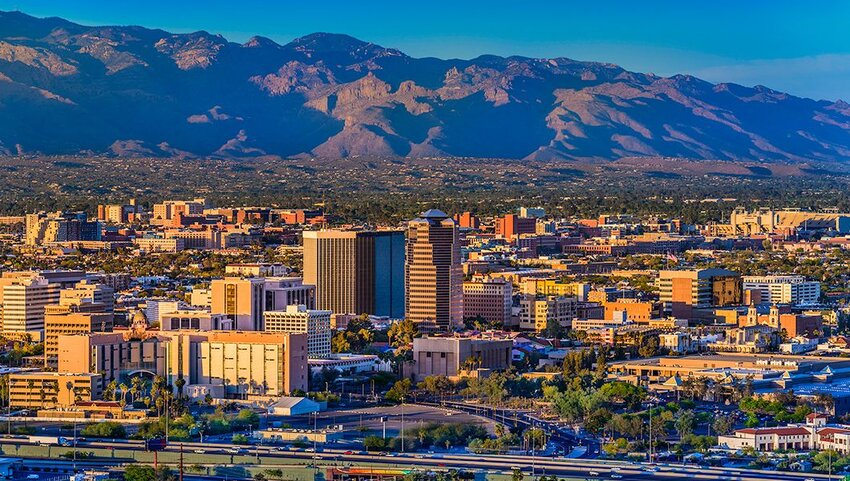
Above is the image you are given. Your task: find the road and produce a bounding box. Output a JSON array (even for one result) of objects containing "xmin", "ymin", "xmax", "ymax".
[
  {"xmin": 2, "ymin": 439, "xmax": 839, "ymax": 481},
  {"xmin": 423, "ymin": 400, "xmax": 601, "ymax": 457}
]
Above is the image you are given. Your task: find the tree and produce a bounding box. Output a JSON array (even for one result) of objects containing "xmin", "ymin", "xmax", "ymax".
[
  {"xmin": 388, "ymin": 319, "xmax": 418, "ymax": 349},
  {"xmin": 125, "ymin": 465, "xmax": 156, "ymax": 481},
  {"xmin": 331, "ymin": 314, "xmax": 375, "ymax": 353},
  {"xmin": 418, "ymin": 376, "xmax": 453, "ymax": 397},
  {"xmin": 674, "ymin": 409, "xmax": 696, "ymax": 439},
  {"xmin": 712, "ymin": 414, "xmax": 735, "ymax": 435},
  {"xmin": 386, "ymin": 379, "xmax": 412, "ymax": 404}
]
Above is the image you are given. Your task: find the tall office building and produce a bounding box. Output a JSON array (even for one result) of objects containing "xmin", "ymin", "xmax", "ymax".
[
  {"xmin": 303, "ymin": 230, "xmax": 404, "ymax": 318},
  {"xmin": 0, "ymin": 274, "xmax": 62, "ymax": 337},
  {"xmin": 405, "ymin": 210, "xmax": 463, "ymax": 331},
  {"xmin": 658, "ymin": 268, "xmax": 742, "ymax": 317}
]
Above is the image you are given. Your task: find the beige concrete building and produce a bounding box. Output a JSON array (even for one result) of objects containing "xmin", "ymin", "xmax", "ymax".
[
  {"xmin": 518, "ymin": 295, "xmax": 578, "ymax": 332},
  {"xmin": 411, "ymin": 335, "xmax": 512, "ymax": 381},
  {"xmin": 405, "ymin": 210, "xmax": 462, "ymax": 331},
  {"xmin": 264, "ymin": 305, "xmax": 332, "ymax": 358},
  {"xmin": 8, "ymin": 372, "xmax": 101, "ymax": 409},
  {"xmin": 210, "ymin": 277, "xmax": 315, "ymax": 331},
  {"xmin": 159, "ymin": 310, "xmax": 234, "ymax": 331},
  {"xmin": 520, "ymin": 279, "xmax": 590, "ymax": 301},
  {"xmin": 44, "ymin": 308, "xmax": 113, "ymax": 368},
  {"xmin": 58, "ymin": 329, "xmax": 308, "ymax": 399}
]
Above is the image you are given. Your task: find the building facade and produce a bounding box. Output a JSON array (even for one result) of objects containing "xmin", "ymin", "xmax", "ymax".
[
  {"xmin": 303, "ymin": 230, "xmax": 404, "ymax": 318},
  {"xmin": 405, "ymin": 210, "xmax": 463, "ymax": 331},
  {"xmin": 264, "ymin": 305, "xmax": 332, "ymax": 358}
]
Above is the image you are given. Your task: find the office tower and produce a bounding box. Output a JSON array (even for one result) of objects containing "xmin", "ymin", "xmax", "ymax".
[
  {"xmin": 494, "ymin": 214, "xmax": 536, "ymax": 242},
  {"xmin": 210, "ymin": 277, "xmax": 316, "ymax": 331},
  {"xmin": 405, "ymin": 209, "xmax": 463, "ymax": 331},
  {"xmin": 462, "ymin": 278, "xmax": 512, "ymax": 326},
  {"xmin": 210, "ymin": 277, "xmax": 265, "ymax": 331},
  {"xmin": 658, "ymin": 268, "xmax": 742, "ymax": 317},
  {"xmin": 264, "ymin": 305, "xmax": 332, "ymax": 358},
  {"xmin": 25, "ymin": 211, "xmax": 101, "ymax": 246},
  {"xmin": 44, "ymin": 308, "xmax": 113, "ymax": 368},
  {"xmin": 0, "ymin": 274, "xmax": 62, "ymax": 337},
  {"xmin": 303, "ymin": 230, "xmax": 404, "ymax": 318}
]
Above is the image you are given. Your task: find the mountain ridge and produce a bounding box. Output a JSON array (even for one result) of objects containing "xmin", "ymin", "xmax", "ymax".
[{"xmin": 0, "ymin": 10, "xmax": 849, "ymax": 162}]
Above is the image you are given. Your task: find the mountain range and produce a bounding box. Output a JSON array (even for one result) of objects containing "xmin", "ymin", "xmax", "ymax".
[{"xmin": 1, "ymin": 10, "xmax": 849, "ymax": 162}]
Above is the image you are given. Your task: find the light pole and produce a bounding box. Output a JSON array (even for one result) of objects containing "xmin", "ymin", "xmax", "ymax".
[{"xmin": 400, "ymin": 397, "xmax": 405, "ymax": 453}]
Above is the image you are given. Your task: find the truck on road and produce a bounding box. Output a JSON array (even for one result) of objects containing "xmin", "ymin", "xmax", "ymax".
[{"xmin": 26, "ymin": 436, "xmax": 72, "ymax": 447}]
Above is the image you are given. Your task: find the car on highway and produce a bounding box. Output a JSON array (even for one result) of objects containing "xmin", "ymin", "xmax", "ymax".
[
  {"xmin": 588, "ymin": 472, "xmax": 599, "ymax": 477},
  {"xmin": 26, "ymin": 475, "xmax": 39, "ymax": 480},
  {"xmin": 610, "ymin": 475, "xmax": 622, "ymax": 479},
  {"xmin": 193, "ymin": 449, "xmax": 206, "ymax": 454},
  {"xmin": 343, "ymin": 450, "xmax": 353, "ymax": 455}
]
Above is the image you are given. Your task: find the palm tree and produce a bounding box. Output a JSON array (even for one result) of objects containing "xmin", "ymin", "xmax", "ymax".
[
  {"xmin": 65, "ymin": 381, "xmax": 75, "ymax": 407},
  {"xmin": 118, "ymin": 383, "xmax": 129, "ymax": 405}
]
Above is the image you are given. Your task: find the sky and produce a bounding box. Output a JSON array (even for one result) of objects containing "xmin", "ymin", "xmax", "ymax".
[{"xmin": 3, "ymin": 1, "xmax": 850, "ymax": 100}]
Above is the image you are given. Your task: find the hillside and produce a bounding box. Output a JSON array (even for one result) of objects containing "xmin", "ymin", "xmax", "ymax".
[{"xmin": 1, "ymin": 11, "xmax": 849, "ymax": 161}]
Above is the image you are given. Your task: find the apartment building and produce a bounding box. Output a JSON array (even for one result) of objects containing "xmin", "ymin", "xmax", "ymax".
[
  {"xmin": 521, "ymin": 279, "xmax": 590, "ymax": 301},
  {"xmin": 264, "ymin": 305, "xmax": 332, "ymax": 358},
  {"xmin": 25, "ymin": 211, "xmax": 100, "ymax": 246}
]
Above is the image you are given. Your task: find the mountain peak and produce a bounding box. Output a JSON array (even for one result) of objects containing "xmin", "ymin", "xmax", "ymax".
[
  {"xmin": 285, "ymin": 32, "xmax": 406, "ymax": 63},
  {"xmin": 242, "ymin": 35, "xmax": 280, "ymax": 49}
]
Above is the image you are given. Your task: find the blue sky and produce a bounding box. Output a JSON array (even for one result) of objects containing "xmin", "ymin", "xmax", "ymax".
[{"xmin": 3, "ymin": 1, "xmax": 850, "ymax": 100}]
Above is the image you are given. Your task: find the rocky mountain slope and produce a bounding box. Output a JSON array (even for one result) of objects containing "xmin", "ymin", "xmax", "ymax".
[{"xmin": 1, "ymin": 10, "xmax": 849, "ymax": 161}]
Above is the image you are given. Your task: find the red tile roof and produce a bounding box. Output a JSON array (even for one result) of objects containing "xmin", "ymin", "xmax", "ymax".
[{"xmin": 737, "ymin": 427, "xmax": 811, "ymax": 436}]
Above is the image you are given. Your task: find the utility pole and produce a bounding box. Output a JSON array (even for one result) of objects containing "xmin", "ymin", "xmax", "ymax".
[
  {"xmin": 179, "ymin": 443, "xmax": 184, "ymax": 481},
  {"xmin": 72, "ymin": 421, "xmax": 77, "ymax": 473}
]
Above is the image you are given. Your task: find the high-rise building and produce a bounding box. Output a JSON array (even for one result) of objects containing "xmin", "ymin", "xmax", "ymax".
[
  {"xmin": 494, "ymin": 214, "xmax": 536, "ymax": 242},
  {"xmin": 150, "ymin": 199, "xmax": 206, "ymax": 226},
  {"xmin": 303, "ymin": 230, "xmax": 404, "ymax": 318},
  {"xmin": 44, "ymin": 308, "xmax": 113, "ymax": 368},
  {"xmin": 658, "ymin": 268, "xmax": 742, "ymax": 317},
  {"xmin": 405, "ymin": 210, "xmax": 463, "ymax": 331},
  {"xmin": 264, "ymin": 305, "xmax": 332, "ymax": 358},
  {"xmin": 0, "ymin": 274, "xmax": 62, "ymax": 337},
  {"xmin": 25, "ymin": 211, "xmax": 101, "ymax": 246},
  {"xmin": 462, "ymin": 278, "xmax": 512, "ymax": 326},
  {"xmin": 210, "ymin": 277, "xmax": 265, "ymax": 331}
]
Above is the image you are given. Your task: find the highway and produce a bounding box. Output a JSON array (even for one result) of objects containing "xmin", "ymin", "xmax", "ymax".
[{"xmin": 2, "ymin": 438, "xmax": 840, "ymax": 481}]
